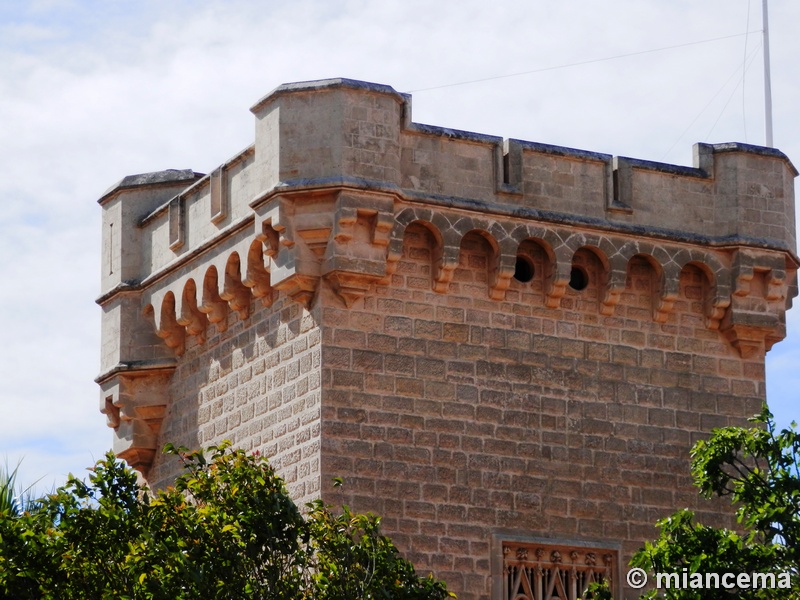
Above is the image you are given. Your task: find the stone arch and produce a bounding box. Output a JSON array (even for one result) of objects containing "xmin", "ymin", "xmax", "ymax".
[
  {"xmin": 393, "ymin": 219, "xmax": 440, "ymax": 291},
  {"xmin": 676, "ymin": 262, "xmax": 712, "ymax": 327},
  {"xmin": 388, "ymin": 208, "xmax": 440, "ymax": 261},
  {"xmin": 568, "ymin": 234, "xmax": 627, "ymax": 316},
  {"xmin": 676, "ymin": 259, "xmax": 728, "ymax": 331},
  {"xmin": 510, "ymin": 225, "xmax": 574, "ymax": 308},
  {"xmin": 409, "ymin": 216, "xmax": 460, "ymax": 293},
  {"xmin": 453, "ymin": 225, "xmax": 514, "ymax": 300},
  {"xmin": 564, "ymin": 233, "xmax": 614, "ymax": 272},
  {"xmin": 509, "ymin": 224, "xmax": 557, "ymax": 259},
  {"xmin": 673, "ymin": 249, "xmax": 730, "ymax": 329},
  {"xmin": 452, "ymin": 228, "xmax": 491, "ymax": 298},
  {"xmin": 511, "ymin": 238, "xmax": 549, "ymax": 299},
  {"xmin": 623, "ymin": 253, "xmax": 664, "ymax": 323},
  {"xmin": 566, "ymin": 245, "xmax": 607, "ymax": 312},
  {"xmin": 618, "ymin": 241, "xmax": 680, "ymax": 322}
]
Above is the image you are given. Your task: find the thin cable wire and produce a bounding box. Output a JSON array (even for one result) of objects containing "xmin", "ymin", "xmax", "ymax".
[
  {"xmin": 660, "ymin": 43, "xmax": 761, "ymax": 161},
  {"xmin": 408, "ymin": 30, "xmax": 762, "ymax": 93},
  {"xmin": 743, "ymin": 0, "xmax": 752, "ymax": 141},
  {"xmin": 706, "ymin": 42, "xmax": 763, "ymax": 141}
]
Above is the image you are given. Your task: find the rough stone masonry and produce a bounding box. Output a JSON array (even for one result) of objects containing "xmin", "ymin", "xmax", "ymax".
[{"xmin": 96, "ymin": 78, "xmax": 797, "ymax": 600}]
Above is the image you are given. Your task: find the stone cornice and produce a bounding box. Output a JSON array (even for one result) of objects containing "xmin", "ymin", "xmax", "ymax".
[
  {"xmin": 95, "ymin": 359, "xmax": 177, "ymax": 385},
  {"xmin": 98, "ymin": 169, "xmax": 205, "ymax": 206}
]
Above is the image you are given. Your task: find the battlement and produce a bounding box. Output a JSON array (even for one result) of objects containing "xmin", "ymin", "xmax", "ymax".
[
  {"xmin": 98, "ymin": 78, "xmax": 797, "ymax": 370},
  {"xmin": 97, "ymin": 78, "xmax": 797, "ymax": 599},
  {"xmin": 101, "ymin": 79, "xmax": 796, "ymax": 290}
]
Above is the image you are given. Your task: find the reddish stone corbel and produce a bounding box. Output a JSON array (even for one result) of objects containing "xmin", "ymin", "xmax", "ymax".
[{"xmin": 98, "ymin": 365, "xmax": 174, "ymax": 476}]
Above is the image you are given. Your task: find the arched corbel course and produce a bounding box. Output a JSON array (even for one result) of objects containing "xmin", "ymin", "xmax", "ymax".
[
  {"xmin": 564, "ymin": 233, "xmax": 615, "ymax": 305},
  {"xmin": 486, "ymin": 221, "xmax": 518, "ymax": 300},
  {"xmin": 199, "ymin": 265, "xmax": 229, "ymax": 332},
  {"xmin": 244, "ymin": 239, "xmax": 274, "ymax": 307},
  {"xmin": 541, "ymin": 229, "xmax": 573, "ymax": 308},
  {"xmin": 221, "ymin": 252, "xmax": 252, "ymax": 320},
  {"xmin": 151, "ymin": 291, "xmax": 185, "ymax": 355},
  {"xmin": 620, "ymin": 241, "xmax": 677, "ymax": 322},
  {"xmin": 583, "ymin": 236, "xmax": 623, "ymax": 312},
  {"xmin": 254, "ymin": 199, "xmax": 321, "ymax": 309},
  {"xmin": 386, "ymin": 208, "xmax": 462, "ymax": 294},
  {"xmin": 177, "ymin": 278, "xmax": 208, "ymax": 343},
  {"xmin": 432, "ymin": 213, "xmax": 463, "ymax": 294},
  {"xmin": 673, "ymin": 248, "xmax": 731, "ymax": 329},
  {"xmin": 510, "ymin": 224, "xmax": 566, "ymax": 308},
  {"xmin": 601, "ymin": 255, "xmax": 629, "ymax": 315}
]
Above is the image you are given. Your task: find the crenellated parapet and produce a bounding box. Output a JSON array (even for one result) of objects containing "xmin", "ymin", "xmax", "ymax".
[{"xmin": 96, "ymin": 78, "xmax": 797, "ymax": 476}]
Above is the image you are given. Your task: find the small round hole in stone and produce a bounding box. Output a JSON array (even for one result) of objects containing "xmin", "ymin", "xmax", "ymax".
[
  {"xmin": 514, "ymin": 256, "xmax": 535, "ymax": 283},
  {"xmin": 569, "ymin": 266, "xmax": 589, "ymax": 290}
]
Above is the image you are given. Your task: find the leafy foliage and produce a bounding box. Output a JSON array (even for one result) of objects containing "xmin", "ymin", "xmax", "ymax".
[
  {"xmin": 0, "ymin": 461, "xmax": 40, "ymax": 517},
  {"xmin": 0, "ymin": 442, "xmax": 452, "ymax": 599},
  {"xmin": 307, "ymin": 489, "xmax": 449, "ymax": 599},
  {"xmin": 629, "ymin": 406, "xmax": 800, "ymax": 599},
  {"xmin": 0, "ymin": 462, "xmax": 21, "ymax": 517}
]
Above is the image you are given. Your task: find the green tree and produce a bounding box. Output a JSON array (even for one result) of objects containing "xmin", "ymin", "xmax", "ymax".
[
  {"xmin": 0, "ymin": 442, "xmax": 452, "ymax": 599},
  {"xmin": 307, "ymin": 483, "xmax": 448, "ymax": 600},
  {"xmin": 629, "ymin": 406, "xmax": 800, "ymax": 599}
]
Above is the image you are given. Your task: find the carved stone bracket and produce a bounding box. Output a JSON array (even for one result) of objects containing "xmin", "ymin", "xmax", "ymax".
[
  {"xmin": 98, "ymin": 364, "xmax": 175, "ymax": 476},
  {"xmin": 723, "ymin": 249, "xmax": 792, "ymax": 357},
  {"xmin": 151, "ymin": 292, "xmax": 186, "ymax": 356},
  {"xmin": 254, "ymin": 197, "xmax": 324, "ymax": 309},
  {"xmin": 323, "ymin": 192, "xmax": 396, "ymax": 307},
  {"xmin": 545, "ymin": 252, "xmax": 572, "ymax": 308},
  {"xmin": 243, "ymin": 240, "xmax": 274, "ymax": 307},
  {"xmin": 654, "ymin": 276, "xmax": 679, "ymax": 323},
  {"xmin": 721, "ymin": 309, "xmax": 779, "ymax": 359},
  {"xmin": 433, "ymin": 243, "xmax": 460, "ymax": 293},
  {"xmin": 221, "ymin": 253, "xmax": 251, "ymax": 319},
  {"xmin": 487, "ymin": 224, "xmax": 519, "ymax": 301},
  {"xmin": 200, "ymin": 267, "xmax": 229, "ymax": 332},
  {"xmin": 601, "ymin": 265, "xmax": 627, "ymax": 316},
  {"xmin": 704, "ymin": 292, "xmax": 731, "ymax": 330},
  {"xmin": 177, "ymin": 279, "xmax": 208, "ymax": 344},
  {"xmin": 490, "ymin": 251, "xmax": 517, "ymax": 300}
]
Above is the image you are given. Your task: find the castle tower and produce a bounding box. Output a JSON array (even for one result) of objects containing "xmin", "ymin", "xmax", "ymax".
[{"xmin": 96, "ymin": 79, "xmax": 797, "ymax": 600}]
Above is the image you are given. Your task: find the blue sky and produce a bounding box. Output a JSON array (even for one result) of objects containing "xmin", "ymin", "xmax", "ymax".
[{"xmin": 1, "ymin": 0, "xmax": 798, "ymax": 492}]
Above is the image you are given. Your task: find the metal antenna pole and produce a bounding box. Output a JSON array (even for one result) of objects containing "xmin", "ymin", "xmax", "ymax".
[{"xmin": 762, "ymin": 0, "xmax": 774, "ymax": 147}]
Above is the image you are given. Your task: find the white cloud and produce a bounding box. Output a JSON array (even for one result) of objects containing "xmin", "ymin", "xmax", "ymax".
[{"xmin": 0, "ymin": 0, "xmax": 798, "ymax": 492}]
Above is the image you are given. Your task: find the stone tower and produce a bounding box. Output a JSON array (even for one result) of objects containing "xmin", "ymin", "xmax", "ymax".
[{"xmin": 96, "ymin": 78, "xmax": 797, "ymax": 600}]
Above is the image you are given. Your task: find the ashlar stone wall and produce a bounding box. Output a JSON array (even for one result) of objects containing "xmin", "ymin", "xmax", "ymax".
[{"xmin": 318, "ymin": 219, "xmax": 769, "ymax": 597}]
